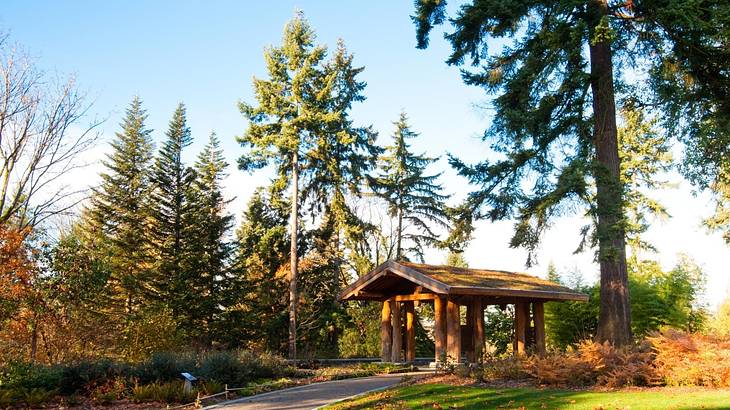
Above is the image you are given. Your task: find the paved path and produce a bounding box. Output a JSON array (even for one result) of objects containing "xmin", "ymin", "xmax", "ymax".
[{"xmin": 206, "ymin": 372, "xmax": 422, "ymax": 410}]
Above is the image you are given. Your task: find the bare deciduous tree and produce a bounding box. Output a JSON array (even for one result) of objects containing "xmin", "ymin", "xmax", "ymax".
[{"xmin": 0, "ymin": 33, "xmax": 100, "ymax": 229}]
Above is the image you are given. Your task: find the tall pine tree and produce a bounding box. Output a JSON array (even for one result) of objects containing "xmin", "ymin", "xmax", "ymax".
[
  {"xmin": 369, "ymin": 112, "xmax": 449, "ymax": 261},
  {"xmin": 189, "ymin": 133, "xmax": 234, "ymax": 344},
  {"xmin": 91, "ymin": 97, "xmax": 155, "ymax": 328},
  {"xmin": 237, "ymin": 13, "xmax": 336, "ymax": 359},
  {"xmin": 150, "ymin": 103, "xmax": 196, "ymax": 319}
]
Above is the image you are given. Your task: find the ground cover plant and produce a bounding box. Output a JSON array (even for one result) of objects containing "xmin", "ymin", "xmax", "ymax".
[{"xmin": 0, "ymin": 351, "xmax": 407, "ymax": 407}]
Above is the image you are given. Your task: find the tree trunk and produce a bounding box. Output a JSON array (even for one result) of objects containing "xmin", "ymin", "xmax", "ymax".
[
  {"xmin": 588, "ymin": 0, "xmax": 632, "ymax": 346},
  {"xmin": 289, "ymin": 154, "xmax": 299, "ymax": 360},
  {"xmin": 396, "ymin": 206, "xmax": 403, "ymax": 260}
]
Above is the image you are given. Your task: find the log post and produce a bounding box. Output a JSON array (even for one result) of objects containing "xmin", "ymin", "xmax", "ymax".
[
  {"xmin": 404, "ymin": 301, "xmax": 416, "ymax": 362},
  {"xmin": 473, "ymin": 297, "xmax": 485, "ymax": 362},
  {"xmin": 533, "ymin": 301, "xmax": 546, "ymax": 357},
  {"xmin": 515, "ymin": 301, "xmax": 528, "ymax": 356},
  {"xmin": 391, "ymin": 300, "xmax": 402, "ymax": 362},
  {"xmin": 434, "ymin": 296, "xmax": 447, "ymax": 363},
  {"xmin": 446, "ymin": 297, "xmax": 461, "ymax": 363},
  {"xmin": 465, "ymin": 299, "xmax": 475, "ymax": 362},
  {"xmin": 381, "ymin": 301, "xmax": 393, "ymax": 362}
]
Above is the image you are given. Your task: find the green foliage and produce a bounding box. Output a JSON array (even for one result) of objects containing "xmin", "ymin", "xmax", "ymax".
[
  {"xmin": 368, "ymin": 112, "xmax": 449, "ymax": 261},
  {"xmin": 149, "ymin": 103, "xmax": 197, "ymax": 327},
  {"xmin": 136, "ymin": 351, "xmax": 196, "ymax": 385},
  {"xmin": 338, "ymin": 302, "xmax": 380, "ymax": 358},
  {"xmin": 546, "ymin": 258, "xmax": 708, "ymax": 349},
  {"xmin": 198, "ymin": 350, "xmax": 296, "ymax": 386},
  {"xmin": 130, "ymin": 380, "xmax": 195, "ymax": 403},
  {"xmin": 483, "ymin": 306, "xmax": 515, "ymax": 356}
]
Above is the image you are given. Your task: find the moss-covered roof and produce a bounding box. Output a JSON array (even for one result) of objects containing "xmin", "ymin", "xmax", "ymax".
[{"xmin": 338, "ymin": 260, "xmax": 588, "ymax": 302}]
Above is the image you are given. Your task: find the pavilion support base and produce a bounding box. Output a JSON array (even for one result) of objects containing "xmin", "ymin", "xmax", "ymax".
[
  {"xmin": 404, "ymin": 301, "xmax": 416, "ymax": 362},
  {"xmin": 446, "ymin": 297, "xmax": 461, "ymax": 363},
  {"xmin": 381, "ymin": 301, "xmax": 392, "ymax": 362},
  {"xmin": 514, "ymin": 301, "xmax": 529, "ymax": 356},
  {"xmin": 533, "ymin": 301, "xmax": 546, "ymax": 356},
  {"xmin": 391, "ymin": 300, "xmax": 402, "ymax": 362},
  {"xmin": 434, "ymin": 296, "xmax": 446, "ymax": 364},
  {"xmin": 473, "ymin": 297, "xmax": 485, "ymax": 362}
]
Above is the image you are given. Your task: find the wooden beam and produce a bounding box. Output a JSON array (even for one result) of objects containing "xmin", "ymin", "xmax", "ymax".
[
  {"xmin": 448, "ymin": 286, "xmax": 589, "ymax": 302},
  {"xmin": 533, "ymin": 301, "xmax": 546, "ymax": 357},
  {"xmin": 465, "ymin": 298, "xmax": 475, "ymax": 362},
  {"xmin": 380, "ymin": 301, "xmax": 392, "ymax": 362},
  {"xmin": 473, "ymin": 297, "xmax": 485, "ymax": 362},
  {"xmin": 514, "ymin": 301, "xmax": 528, "ymax": 356},
  {"xmin": 391, "ymin": 300, "xmax": 402, "ymax": 362},
  {"xmin": 446, "ymin": 297, "xmax": 461, "ymax": 363},
  {"xmin": 404, "ymin": 301, "xmax": 416, "ymax": 362},
  {"xmin": 392, "ymin": 293, "xmax": 438, "ymax": 302},
  {"xmin": 390, "ymin": 263, "xmax": 451, "ymax": 294},
  {"xmin": 434, "ymin": 296, "xmax": 446, "ymax": 363}
]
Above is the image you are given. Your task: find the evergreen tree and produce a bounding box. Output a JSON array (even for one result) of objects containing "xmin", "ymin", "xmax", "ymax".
[
  {"xmin": 150, "ymin": 103, "xmax": 196, "ymax": 318},
  {"xmin": 410, "ymin": 0, "xmax": 725, "ymax": 345},
  {"xmin": 369, "ymin": 112, "xmax": 449, "ymax": 261},
  {"xmin": 228, "ymin": 188, "xmax": 290, "ymax": 351},
  {"xmin": 91, "ymin": 97, "xmax": 155, "ymax": 320},
  {"xmin": 237, "ymin": 13, "xmax": 336, "ymax": 359},
  {"xmin": 189, "ymin": 133, "xmax": 234, "ymax": 343}
]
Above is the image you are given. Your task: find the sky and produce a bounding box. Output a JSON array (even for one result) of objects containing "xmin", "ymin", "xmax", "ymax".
[{"xmin": 2, "ymin": 1, "xmax": 729, "ymax": 310}]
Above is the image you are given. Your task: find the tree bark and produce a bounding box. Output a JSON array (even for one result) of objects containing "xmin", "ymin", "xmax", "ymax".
[
  {"xmin": 391, "ymin": 300, "xmax": 402, "ymax": 362},
  {"xmin": 434, "ymin": 296, "xmax": 447, "ymax": 363},
  {"xmin": 446, "ymin": 298, "xmax": 461, "ymax": 362},
  {"xmin": 533, "ymin": 302, "xmax": 546, "ymax": 357},
  {"xmin": 405, "ymin": 301, "xmax": 416, "ymax": 362},
  {"xmin": 289, "ymin": 154, "xmax": 299, "ymax": 360},
  {"xmin": 381, "ymin": 301, "xmax": 393, "ymax": 362},
  {"xmin": 514, "ymin": 302, "xmax": 528, "ymax": 356},
  {"xmin": 588, "ymin": 0, "xmax": 632, "ymax": 347}
]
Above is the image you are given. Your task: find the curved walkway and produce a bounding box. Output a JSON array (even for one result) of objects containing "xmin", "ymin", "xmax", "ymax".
[{"xmin": 205, "ymin": 372, "xmax": 423, "ymax": 410}]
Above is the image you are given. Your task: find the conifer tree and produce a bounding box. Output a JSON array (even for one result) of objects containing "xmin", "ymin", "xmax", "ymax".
[
  {"xmin": 237, "ymin": 13, "xmax": 335, "ymax": 359},
  {"xmin": 91, "ymin": 97, "xmax": 155, "ymax": 319},
  {"xmin": 188, "ymin": 133, "xmax": 234, "ymax": 343},
  {"xmin": 150, "ymin": 103, "xmax": 196, "ymax": 316},
  {"xmin": 410, "ymin": 0, "xmax": 725, "ymax": 345},
  {"xmin": 369, "ymin": 112, "xmax": 449, "ymax": 261}
]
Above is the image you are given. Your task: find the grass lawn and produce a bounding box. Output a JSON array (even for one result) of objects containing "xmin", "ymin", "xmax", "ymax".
[{"xmin": 326, "ymin": 383, "xmax": 730, "ymax": 409}]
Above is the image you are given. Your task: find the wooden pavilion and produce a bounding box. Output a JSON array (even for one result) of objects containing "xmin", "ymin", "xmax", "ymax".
[{"xmin": 338, "ymin": 261, "xmax": 588, "ymax": 363}]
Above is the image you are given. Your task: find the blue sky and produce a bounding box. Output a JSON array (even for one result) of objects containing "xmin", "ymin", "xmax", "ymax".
[{"xmin": 3, "ymin": 1, "xmax": 729, "ymax": 309}]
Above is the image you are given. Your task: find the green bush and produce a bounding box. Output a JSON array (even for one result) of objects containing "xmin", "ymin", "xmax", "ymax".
[
  {"xmin": 0, "ymin": 362, "xmax": 62, "ymax": 391},
  {"xmin": 59, "ymin": 358, "xmax": 129, "ymax": 394},
  {"xmin": 198, "ymin": 350, "xmax": 295, "ymax": 386},
  {"xmin": 19, "ymin": 387, "xmax": 58, "ymax": 406},
  {"xmin": 136, "ymin": 351, "xmax": 196, "ymax": 384}
]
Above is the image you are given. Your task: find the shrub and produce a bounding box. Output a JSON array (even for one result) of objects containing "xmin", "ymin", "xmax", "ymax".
[
  {"xmin": 135, "ymin": 351, "xmax": 196, "ymax": 384},
  {"xmin": 131, "ymin": 381, "xmax": 195, "ymax": 403},
  {"xmin": 0, "ymin": 362, "xmax": 61, "ymax": 391},
  {"xmin": 648, "ymin": 329, "xmax": 730, "ymax": 387},
  {"xmin": 19, "ymin": 387, "xmax": 58, "ymax": 406},
  {"xmin": 523, "ymin": 341, "xmax": 656, "ymax": 387},
  {"xmin": 59, "ymin": 358, "xmax": 129, "ymax": 394}
]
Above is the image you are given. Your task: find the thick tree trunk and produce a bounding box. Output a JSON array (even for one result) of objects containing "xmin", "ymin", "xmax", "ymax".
[
  {"xmin": 289, "ymin": 155, "xmax": 299, "ymax": 360},
  {"xmin": 588, "ymin": 0, "xmax": 632, "ymax": 346},
  {"xmin": 381, "ymin": 301, "xmax": 393, "ymax": 361},
  {"xmin": 396, "ymin": 206, "xmax": 403, "ymax": 260}
]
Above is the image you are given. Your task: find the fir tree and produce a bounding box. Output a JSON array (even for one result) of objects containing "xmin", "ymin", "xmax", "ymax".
[
  {"xmin": 369, "ymin": 112, "xmax": 449, "ymax": 261},
  {"xmin": 411, "ymin": 0, "xmax": 725, "ymax": 345},
  {"xmin": 150, "ymin": 103, "xmax": 196, "ymax": 317},
  {"xmin": 189, "ymin": 133, "xmax": 234, "ymax": 343},
  {"xmin": 237, "ymin": 13, "xmax": 336, "ymax": 359},
  {"xmin": 91, "ymin": 97, "xmax": 155, "ymax": 319},
  {"xmin": 228, "ymin": 188, "xmax": 290, "ymax": 351}
]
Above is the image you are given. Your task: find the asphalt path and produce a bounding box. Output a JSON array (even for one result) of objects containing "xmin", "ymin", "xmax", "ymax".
[{"xmin": 205, "ymin": 372, "xmax": 422, "ymax": 410}]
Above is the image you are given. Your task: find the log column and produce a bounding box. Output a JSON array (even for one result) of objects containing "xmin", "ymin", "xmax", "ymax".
[
  {"xmin": 473, "ymin": 297, "xmax": 485, "ymax": 362},
  {"xmin": 514, "ymin": 301, "xmax": 528, "ymax": 356},
  {"xmin": 446, "ymin": 297, "xmax": 461, "ymax": 363},
  {"xmin": 533, "ymin": 301, "xmax": 546, "ymax": 356},
  {"xmin": 381, "ymin": 301, "xmax": 393, "ymax": 362},
  {"xmin": 465, "ymin": 299, "xmax": 475, "ymax": 362},
  {"xmin": 404, "ymin": 301, "xmax": 416, "ymax": 362},
  {"xmin": 434, "ymin": 296, "xmax": 447, "ymax": 363},
  {"xmin": 391, "ymin": 300, "xmax": 402, "ymax": 362}
]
